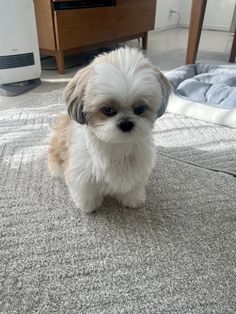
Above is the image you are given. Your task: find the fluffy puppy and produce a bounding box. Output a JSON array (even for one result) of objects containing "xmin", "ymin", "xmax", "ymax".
[{"xmin": 48, "ymin": 47, "xmax": 171, "ymax": 213}]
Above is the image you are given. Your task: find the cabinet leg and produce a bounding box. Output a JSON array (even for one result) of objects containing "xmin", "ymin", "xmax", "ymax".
[
  {"xmin": 186, "ymin": 0, "xmax": 207, "ymax": 64},
  {"xmin": 229, "ymin": 28, "xmax": 236, "ymax": 63},
  {"xmin": 55, "ymin": 51, "xmax": 65, "ymax": 74},
  {"xmin": 142, "ymin": 32, "xmax": 148, "ymax": 50}
]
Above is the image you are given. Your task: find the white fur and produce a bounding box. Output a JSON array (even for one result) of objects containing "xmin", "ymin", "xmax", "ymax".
[
  {"xmin": 65, "ymin": 124, "xmax": 155, "ymax": 213},
  {"xmin": 50, "ymin": 47, "xmax": 170, "ymax": 213}
]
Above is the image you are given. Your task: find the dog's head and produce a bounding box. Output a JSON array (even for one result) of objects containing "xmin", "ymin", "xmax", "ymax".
[{"xmin": 64, "ymin": 47, "xmax": 171, "ymax": 143}]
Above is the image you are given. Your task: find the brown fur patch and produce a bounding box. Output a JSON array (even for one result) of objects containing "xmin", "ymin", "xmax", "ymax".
[
  {"xmin": 64, "ymin": 66, "xmax": 91, "ymax": 124},
  {"xmin": 86, "ymin": 110, "xmax": 109, "ymax": 127},
  {"xmin": 86, "ymin": 102, "xmax": 120, "ymax": 127},
  {"xmin": 48, "ymin": 115, "xmax": 71, "ymax": 177}
]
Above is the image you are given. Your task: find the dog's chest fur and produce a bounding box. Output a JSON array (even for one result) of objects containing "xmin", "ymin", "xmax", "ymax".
[
  {"xmin": 69, "ymin": 127, "xmax": 155, "ymax": 194},
  {"xmin": 88, "ymin": 136, "xmax": 154, "ymax": 193}
]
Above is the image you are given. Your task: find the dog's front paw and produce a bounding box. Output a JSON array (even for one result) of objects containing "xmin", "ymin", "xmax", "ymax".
[
  {"xmin": 117, "ymin": 187, "xmax": 146, "ymax": 209},
  {"xmin": 75, "ymin": 196, "xmax": 103, "ymax": 214},
  {"xmin": 68, "ymin": 181, "xmax": 104, "ymax": 214},
  {"xmin": 70, "ymin": 191, "xmax": 103, "ymax": 214},
  {"xmin": 121, "ymin": 197, "xmax": 145, "ymax": 209}
]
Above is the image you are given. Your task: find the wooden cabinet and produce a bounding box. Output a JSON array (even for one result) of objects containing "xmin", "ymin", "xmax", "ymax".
[{"xmin": 34, "ymin": 0, "xmax": 157, "ymax": 74}]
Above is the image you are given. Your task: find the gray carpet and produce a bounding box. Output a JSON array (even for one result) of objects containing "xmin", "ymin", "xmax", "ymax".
[{"xmin": 1, "ymin": 90, "xmax": 236, "ymax": 313}]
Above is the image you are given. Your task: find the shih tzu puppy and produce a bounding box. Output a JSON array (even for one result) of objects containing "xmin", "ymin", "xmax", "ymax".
[{"xmin": 48, "ymin": 47, "xmax": 171, "ymax": 213}]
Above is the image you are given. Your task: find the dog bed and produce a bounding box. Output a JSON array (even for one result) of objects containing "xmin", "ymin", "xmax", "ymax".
[{"xmin": 165, "ymin": 64, "xmax": 236, "ymax": 128}]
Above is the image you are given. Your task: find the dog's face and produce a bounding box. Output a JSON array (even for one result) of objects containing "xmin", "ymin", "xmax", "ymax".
[{"xmin": 65, "ymin": 47, "xmax": 171, "ymax": 143}]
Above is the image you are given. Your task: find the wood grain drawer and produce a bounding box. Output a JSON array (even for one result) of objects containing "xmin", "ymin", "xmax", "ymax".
[
  {"xmin": 54, "ymin": 7, "xmax": 116, "ymax": 49},
  {"xmin": 54, "ymin": 0, "xmax": 156, "ymax": 50},
  {"xmin": 116, "ymin": 0, "xmax": 156, "ymax": 38}
]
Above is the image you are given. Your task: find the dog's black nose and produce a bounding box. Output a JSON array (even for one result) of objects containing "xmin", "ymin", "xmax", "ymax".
[{"xmin": 118, "ymin": 120, "xmax": 134, "ymax": 132}]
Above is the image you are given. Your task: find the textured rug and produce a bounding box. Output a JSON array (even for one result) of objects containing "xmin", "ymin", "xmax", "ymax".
[{"xmin": 1, "ymin": 90, "xmax": 236, "ymax": 313}]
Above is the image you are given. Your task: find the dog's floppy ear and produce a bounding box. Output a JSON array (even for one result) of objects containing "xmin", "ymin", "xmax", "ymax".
[
  {"xmin": 155, "ymin": 69, "xmax": 172, "ymax": 118},
  {"xmin": 64, "ymin": 66, "xmax": 91, "ymax": 124}
]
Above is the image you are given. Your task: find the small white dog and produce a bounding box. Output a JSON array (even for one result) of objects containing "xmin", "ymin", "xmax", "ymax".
[{"xmin": 48, "ymin": 47, "xmax": 171, "ymax": 213}]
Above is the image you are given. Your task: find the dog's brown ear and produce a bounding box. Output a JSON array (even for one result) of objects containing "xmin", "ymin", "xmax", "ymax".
[
  {"xmin": 64, "ymin": 66, "xmax": 91, "ymax": 124},
  {"xmin": 154, "ymin": 69, "xmax": 172, "ymax": 118}
]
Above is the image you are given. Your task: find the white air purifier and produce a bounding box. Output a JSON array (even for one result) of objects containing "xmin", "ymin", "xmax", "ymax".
[{"xmin": 0, "ymin": 0, "xmax": 41, "ymax": 96}]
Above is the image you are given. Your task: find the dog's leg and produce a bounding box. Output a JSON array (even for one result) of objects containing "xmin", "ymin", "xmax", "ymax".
[
  {"xmin": 68, "ymin": 180, "xmax": 103, "ymax": 213},
  {"xmin": 116, "ymin": 184, "xmax": 146, "ymax": 209}
]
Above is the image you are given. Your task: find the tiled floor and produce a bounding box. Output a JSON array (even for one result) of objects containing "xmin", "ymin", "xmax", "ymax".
[{"xmin": 0, "ymin": 28, "xmax": 234, "ymax": 111}]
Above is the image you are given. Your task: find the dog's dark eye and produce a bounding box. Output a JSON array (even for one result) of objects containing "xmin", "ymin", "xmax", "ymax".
[
  {"xmin": 101, "ymin": 106, "xmax": 117, "ymax": 117},
  {"xmin": 133, "ymin": 105, "xmax": 147, "ymax": 115}
]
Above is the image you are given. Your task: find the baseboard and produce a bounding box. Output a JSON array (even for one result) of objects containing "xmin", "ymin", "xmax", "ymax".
[
  {"xmin": 179, "ymin": 24, "xmax": 230, "ymax": 32},
  {"xmin": 153, "ymin": 24, "xmax": 230, "ymax": 33},
  {"xmin": 154, "ymin": 24, "xmax": 179, "ymax": 33}
]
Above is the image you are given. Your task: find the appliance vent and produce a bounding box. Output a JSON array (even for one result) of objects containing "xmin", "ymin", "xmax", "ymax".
[{"xmin": 0, "ymin": 53, "xmax": 35, "ymax": 69}]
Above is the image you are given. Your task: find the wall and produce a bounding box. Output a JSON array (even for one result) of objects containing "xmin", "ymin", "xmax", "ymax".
[
  {"xmin": 155, "ymin": 0, "xmax": 180, "ymax": 31},
  {"xmin": 179, "ymin": 0, "xmax": 236, "ymax": 31},
  {"xmin": 155, "ymin": 0, "xmax": 236, "ymax": 32}
]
